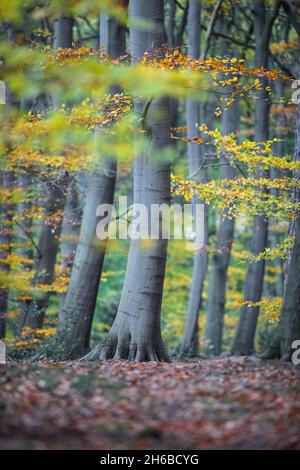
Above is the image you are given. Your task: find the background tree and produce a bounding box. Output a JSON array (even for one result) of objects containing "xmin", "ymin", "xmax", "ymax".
[
  {"xmin": 231, "ymin": 0, "xmax": 280, "ymax": 356},
  {"xmin": 53, "ymin": 5, "xmax": 128, "ymax": 360},
  {"xmin": 21, "ymin": 15, "xmax": 74, "ymax": 330},
  {"xmin": 179, "ymin": 0, "xmax": 205, "ymax": 358}
]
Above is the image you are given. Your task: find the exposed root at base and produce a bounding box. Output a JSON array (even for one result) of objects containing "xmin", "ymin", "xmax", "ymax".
[{"xmin": 81, "ymin": 333, "xmax": 170, "ymax": 362}]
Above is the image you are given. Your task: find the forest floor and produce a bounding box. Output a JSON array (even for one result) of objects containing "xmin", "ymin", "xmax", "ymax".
[{"xmin": 0, "ymin": 357, "xmax": 300, "ymax": 450}]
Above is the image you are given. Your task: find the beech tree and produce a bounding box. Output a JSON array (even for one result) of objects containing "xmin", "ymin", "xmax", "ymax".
[
  {"xmin": 231, "ymin": 0, "xmax": 280, "ymax": 355},
  {"xmin": 275, "ymin": 1, "xmax": 300, "ymax": 361},
  {"xmin": 53, "ymin": 6, "xmax": 128, "ymax": 360},
  {"xmin": 84, "ymin": 0, "xmax": 171, "ymax": 362},
  {"xmin": 279, "ymin": 213, "xmax": 300, "ymax": 360},
  {"xmin": 204, "ymin": 94, "xmax": 238, "ymax": 356},
  {"xmin": 1, "ymin": 0, "xmax": 300, "ymax": 367},
  {"xmin": 179, "ymin": 0, "xmax": 204, "ymax": 358}
]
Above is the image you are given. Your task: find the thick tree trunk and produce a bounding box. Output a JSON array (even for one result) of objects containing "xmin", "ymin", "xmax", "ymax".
[
  {"xmin": 179, "ymin": 0, "xmax": 206, "ymax": 358},
  {"xmin": 54, "ymin": 160, "xmax": 117, "ymax": 359},
  {"xmin": 84, "ymin": 0, "xmax": 171, "ymax": 362},
  {"xmin": 53, "ymin": 15, "xmax": 74, "ymax": 48},
  {"xmin": 259, "ymin": 7, "xmax": 300, "ymax": 361},
  {"xmin": 52, "ymin": 9, "xmax": 127, "ymax": 360},
  {"xmin": 231, "ymin": 0, "xmax": 274, "ymax": 355},
  {"xmin": 278, "ymin": 98, "xmax": 300, "ymax": 360},
  {"xmin": 204, "ymin": 99, "xmax": 238, "ymax": 356},
  {"xmin": 278, "ymin": 216, "xmax": 300, "ymax": 360}
]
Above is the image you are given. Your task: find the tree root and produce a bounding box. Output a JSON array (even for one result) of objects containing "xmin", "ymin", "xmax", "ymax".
[{"xmin": 81, "ymin": 333, "xmax": 170, "ymax": 362}]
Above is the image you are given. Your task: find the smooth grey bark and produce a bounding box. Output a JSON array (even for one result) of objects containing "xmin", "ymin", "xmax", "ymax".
[
  {"xmin": 278, "ymin": 99, "xmax": 300, "ymax": 360},
  {"xmin": 52, "ymin": 10, "xmax": 127, "ymax": 360},
  {"xmin": 54, "ymin": 159, "xmax": 117, "ymax": 359},
  {"xmin": 276, "ymin": 23, "xmax": 300, "ymax": 361},
  {"xmin": 231, "ymin": 0, "xmax": 279, "ymax": 355},
  {"xmin": 84, "ymin": 0, "xmax": 171, "ymax": 362},
  {"xmin": 260, "ymin": 3, "xmax": 300, "ymax": 361},
  {"xmin": 278, "ymin": 214, "xmax": 300, "ymax": 360},
  {"xmin": 179, "ymin": 0, "xmax": 207, "ymax": 358},
  {"xmin": 20, "ymin": 16, "xmax": 73, "ymax": 330},
  {"xmin": 204, "ymin": 99, "xmax": 238, "ymax": 356},
  {"xmin": 53, "ymin": 16, "xmax": 74, "ymax": 48}
]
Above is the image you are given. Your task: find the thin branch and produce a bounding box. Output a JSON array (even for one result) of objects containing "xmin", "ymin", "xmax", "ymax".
[
  {"xmin": 174, "ymin": 0, "xmax": 185, "ymax": 11},
  {"xmin": 213, "ymin": 30, "xmax": 294, "ymax": 78},
  {"xmin": 141, "ymin": 98, "xmax": 154, "ymax": 135},
  {"xmin": 176, "ymin": 0, "xmax": 189, "ymax": 47},
  {"xmin": 270, "ymin": 53, "xmax": 295, "ymax": 79},
  {"xmin": 280, "ymin": 1, "xmax": 300, "ymax": 41},
  {"xmin": 201, "ymin": 0, "xmax": 224, "ymax": 60},
  {"xmin": 184, "ymin": 153, "xmax": 248, "ymax": 181},
  {"xmin": 264, "ymin": 0, "xmax": 281, "ymax": 44},
  {"xmin": 212, "ymin": 31, "xmax": 255, "ymax": 50},
  {"xmin": 13, "ymin": 220, "xmax": 42, "ymax": 259},
  {"xmin": 78, "ymin": 16, "xmax": 98, "ymax": 34},
  {"xmin": 77, "ymin": 35, "xmax": 99, "ymax": 45},
  {"xmin": 112, "ymin": 204, "xmax": 133, "ymax": 223}
]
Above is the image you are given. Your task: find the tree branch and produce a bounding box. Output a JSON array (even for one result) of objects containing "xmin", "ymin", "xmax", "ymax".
[
  {"xmin": 280, "ymin": 1, "xmax": 300, "ymax": 41},
  {"xmin": 13, "ymin": 220, "xmax": 42, "ymax": 259},
  {"xmin": 202, "ymin": 0, "xmax": 224, "ymax": 60}
]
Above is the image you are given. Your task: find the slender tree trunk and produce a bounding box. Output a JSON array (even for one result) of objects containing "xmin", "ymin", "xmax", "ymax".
[
  {"xmin": 166, "ymin": 0, "xmax": 176, "ymax": 49},
  {"xmin": 84, "ymin": 0, "xmax": 171, "ymax": 363},
  {"xmin": 22, "ymin": 184, "xmax": 66, "ymax": 330},
  {"xmin": 20, "ymin": 16, "xmax": 73, "ymax": 330},
  {"xmin": 179, "ymin": 0, "xmax": 207, "ymax": 358},
  {"xmin": 263, "ymin": 79, "xmax": 285, "ymax": 302},
  {"xmin": 166, "ymin": 1, "xmax": 188, "ymax": 128},
  {"xmin": 0, "ymin": 26, "xmax": 20, "ymax": 338},
  {"xmin": 0, "ymin": 172, "xmax": 14, "ymax": 339},
  {"xmin": 55, "ymin": 16, "xmax": 80, "ymax": 311},
  {"xmin": 58, "ymin": 185, "xmax": 80, "ymax": 312},
  {"xmin": 231, "ymin": 0, "xmax": 276, "ymax": 355},
  {"xmin": 16, "ymin": 174, "xmax": 34, "ymax": 332},
  {"xmin": 204, "ymin": 99, "xmax": 238, "ymax": 356},
  {"xmin": 54, "ymin": 159, "xmax": 117, "ymax": 359},
  {"xmin": 53, "ymin": 8, "xmax": 127, "ymax": 360}
]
